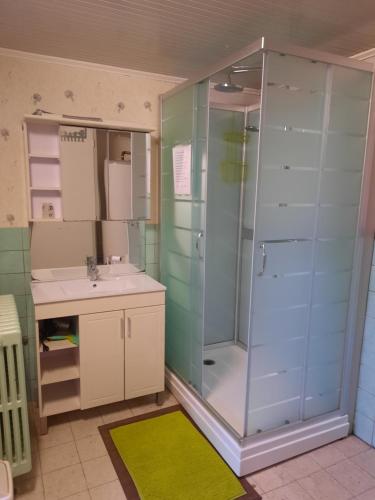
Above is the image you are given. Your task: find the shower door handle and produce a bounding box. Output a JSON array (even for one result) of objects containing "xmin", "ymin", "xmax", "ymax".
[
  {"xmin": 258, "ymin": 242, "xmax": 267, "ymax": 276},
  {"xmin": 196, "ymin": 231, "xmax": 204, "ymax": 258}
]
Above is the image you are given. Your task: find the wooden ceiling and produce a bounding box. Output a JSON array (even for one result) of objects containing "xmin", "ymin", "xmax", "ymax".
[{"xmin": 1, "ymin": 0, "xmax": 375, "ymax": 77}]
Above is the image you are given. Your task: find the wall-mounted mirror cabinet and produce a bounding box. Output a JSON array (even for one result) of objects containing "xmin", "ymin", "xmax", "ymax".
[{"xmin": 24, "ymin": 117, "xmax": 153, "ymax": 222}]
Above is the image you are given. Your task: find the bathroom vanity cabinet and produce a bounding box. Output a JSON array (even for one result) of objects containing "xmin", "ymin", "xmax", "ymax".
[{"xmin": 32, "ymin": 279, "xmax": 165, "ymax": 433}]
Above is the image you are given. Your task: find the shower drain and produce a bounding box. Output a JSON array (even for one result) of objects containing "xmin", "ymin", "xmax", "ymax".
[{"xmin": 203, "ymin": 359, "xmax": 215, "ymax": 365}]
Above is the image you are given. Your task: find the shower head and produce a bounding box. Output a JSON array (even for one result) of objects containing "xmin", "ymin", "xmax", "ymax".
[
  {"xmin": 213, "ymin": 65, "xmax": 262, "ymax": 93},
  {"xmin": 214, "ymin": 72, "xmax": 243, "ymax": 93},
  {"xmin": 214, "ymin": 81, "xmax": 243, "ymax": 93}
]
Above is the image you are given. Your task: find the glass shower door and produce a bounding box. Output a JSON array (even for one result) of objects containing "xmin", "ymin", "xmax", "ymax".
[
  {"xmin": 161, "ymin": 81, "xmax": 209, "ymax": 394},
  {"xmin": 246, "ymin": 51, "xmax": 372, "ymax": 436}
]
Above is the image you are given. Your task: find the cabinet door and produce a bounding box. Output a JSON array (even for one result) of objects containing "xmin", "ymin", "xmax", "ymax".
[
  {"xmin": 60, "ymin": 126, "xmax": 97, "ymax": 221},
  {"xmin": 80, "ymin": 310, "xmax": 124, "ymax": 409},
  {"xmin": 125, "ymin": 305, "xmax": 165, "ymax": 399}
]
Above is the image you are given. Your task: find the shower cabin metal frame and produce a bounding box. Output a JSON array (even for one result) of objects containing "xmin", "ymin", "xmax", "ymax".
[{"xmin": 162, "ymin": 37, "xmax": 375, "ymax": 474}]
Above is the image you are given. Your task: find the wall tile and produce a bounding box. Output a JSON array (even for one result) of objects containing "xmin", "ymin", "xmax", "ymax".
[
  {"xmin": 0, "ymin": 250, "xmax": 24, "ymax": 274},
  {"xmin": 357, "ymin": 386, "xmax": 375, "ymax": 421},
  {"xmin": 0, "ymin": 273, "xmax": 26, "ymax": 295},
  {"xmin": 354, "ymin": 411, "xmax": 374, "ymax": 445},
  {"xmin": 14, "ymin": 294, "xmax": 27, "ymax": 318},
  {"xmin": 0, "ymin": 227, "xmax": 23, "ymax": 251},
  {"xmin": 21, "ymin": 227, "xmax": 30, "ymax": 250},
  {"xmin": 0, "ymin": 228, "xmax": 36, "ymax": 401},
  {"xmin": 366, "ymin": 292, "xmax": 375, "ymax": 318}
]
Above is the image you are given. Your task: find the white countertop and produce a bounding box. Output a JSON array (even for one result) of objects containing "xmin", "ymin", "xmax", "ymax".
[{"xmin": 31, "ymin": 273, "xmax": 166, "ymax": 305}]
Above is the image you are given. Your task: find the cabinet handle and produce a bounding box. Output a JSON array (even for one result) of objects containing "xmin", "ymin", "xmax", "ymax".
[
  {"xmin": 127, "ymin": 317, "xmax": 131, "ymax": 338},
  {"xmin": 121, "ymin": 317, "xmax": 125, "ymax": 339}
]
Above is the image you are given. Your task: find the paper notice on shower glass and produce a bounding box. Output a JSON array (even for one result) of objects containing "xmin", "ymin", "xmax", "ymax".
[{"xmin": 172, "ymin": 144, "xmax": 192, "ymax": 195}]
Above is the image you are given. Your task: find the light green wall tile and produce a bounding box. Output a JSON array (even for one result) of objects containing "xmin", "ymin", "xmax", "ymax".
[
  {"xmin": 146, "ymin": 263, "xmax": 160, "ymax": 280},
  {"xmin": 146, "ymin": 244, "xmax": 156, "ymax": 264},
  {"xmin": 0, "ymin": 227, "xmax": 23, "ymax": 251},
  {"xmin": 22, "ymin": 227, "xmax": 30, "ymax": 250},
  {"xmin": 15, "ymin": 294, "xmax": 27, "ymax": 317},
  {"xmin": 23, "ymin": 250, "xmax": 31, "ymax": 273},
  {"xmin": 146, "ymin": 224, "xmax": 159, "ymax": 244},
  {"xmin": 26, "ymin": 294, "xmax": 34, "ymax": 318},
  {"xmin": 0, "ymin": 250, "xmax": 24, "ymax": 274},
  {"xmin": 27, "ymin": 315, "xmax": 36, "ymax": 339},
  {"xmin": 0, "ymin": 273, "xmax": 26, "ymax": 295}
]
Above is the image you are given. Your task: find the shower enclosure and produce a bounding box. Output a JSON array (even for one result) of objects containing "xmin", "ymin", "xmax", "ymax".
[{"xmin": 160, "ymin": 38, "xmax": 375, "ymax": 474}]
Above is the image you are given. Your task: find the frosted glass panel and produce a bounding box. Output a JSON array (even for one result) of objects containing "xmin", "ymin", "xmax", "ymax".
[
  {"xmin": 204, "ymin": 108, "xmax": 243, "ymax": 345},
  {"xmin": 257, "ymin": 206, "xmax": 315, "ymax": 241},
  {"xmin": 310, "ymin": 302, "xmax": 348, "ymax": 336},
  {"xmin": 312, "ymin": 271, "xmax": 352, "ymax": 304},
  {"xmin": 248, "ymin": 398, "xmax": 301, "ymax": 435},
  {"xmin": 247, "ymin": 53, "xmax": 371, "ymax": 436},
  {"xmin": 320, "ymin": 171, "xmax": 362, "ymax": 205},
  {"xmin": 267, "ymin": 53, "xmax": 326, "ymax": 89},
  {"xmin": 252, "ymin": 306, "xmax": 309, "ymax": 345},
  {"xmin": 317, "ymin": 206, "xmax": 358, "ymax": 239},
  {"xmin": 161, "ymin": 81, "xmax": 209, "ymax": 393},
  {"xmin": 251, "ymin": 338, "xmax": 305, "ymax": 378},
  {"xmin": 250, "ymin": 368, "xmax": 302, "ymax": 409},
  {"xmin": 315, "ymin": 239, "xmax": 355, "ymax": 272},
  {"xmin": 324, "ymin": 134, "xmax": 366, "ymax": 171},
  {"xmin": 253, "ymin": 240, "xmax": 313, "ymax": 275},
  {"xmin": 259, "ymin": 170, "xmax": 319, "ymax": 204},
  {"xmin": 329, "ymin": 95, "xmax": 370, "ymax": 135},
  {"xmin": 262, "ymin": 128, "xmax": 322, "ymax": 169},
  {"xmin": 266, "ymin": 86, "xmax": 325, "ymax": 130},
  {"xmin": 332, "ymin": 66, "xmax": 372, "ymax": 99}
]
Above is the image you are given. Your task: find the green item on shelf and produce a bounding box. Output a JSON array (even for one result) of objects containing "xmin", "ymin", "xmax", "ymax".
[{"xmin": 46, "ymin": 334, "xmax": 79, "ymax": 346}]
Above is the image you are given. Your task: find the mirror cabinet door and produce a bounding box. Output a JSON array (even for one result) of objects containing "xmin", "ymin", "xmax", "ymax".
[{"xmin": 60, "ymin": 126, "xmax": 98, "ymax": 221}]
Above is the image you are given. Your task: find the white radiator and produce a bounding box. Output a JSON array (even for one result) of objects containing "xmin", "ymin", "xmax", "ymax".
[{"xmin": 0, "ymin": 295, "xmax": 31, "ymax": 477}]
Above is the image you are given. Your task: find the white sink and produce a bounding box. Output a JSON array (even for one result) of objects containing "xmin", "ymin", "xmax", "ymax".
[
  {"xmin": 31, "ymin": 273, "xmax": 166, "ymax": 304},
  {"xmin": 61, "ymin": 277, "xmax": 137, "ymax": 297}
]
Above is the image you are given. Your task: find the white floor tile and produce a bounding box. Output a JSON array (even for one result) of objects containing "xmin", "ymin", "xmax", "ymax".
[
  {"xmin": 43, "ymin": 463, "xmax": 87, "ymax": 499},
  {"xmin": 309, "ymin": 443, "xmax": 346, "ymax": 468},
  {"xmin": 281, "ymin": 454, "xmax": 321, "ymax": 480},
  {"xmin": 69, "ymin": 409, "xmax": 103, "ymax": 440},
  {"xmin": 249, "ymin": 464, "xmax": 294, "ymax": 493},
  {"xmin": 90, "ymin": 479, "xmax": 126, "ymax": 500},
  {"xmin": 327, "ymin": 458, "xmax": 375, "ymax": 496},
  {"xmin": 81, "ymin": 455, "xmax": 117, "ymax": 489},
  {"xmin": 38, "ymin": 421, "xmax": 74, "ymax": 450},
  {"xmin": 333, "ymin": 436, "xmax": 370, "ymax": 458},
  {"xmin": 40, "ymin": 441, "xmax": 80, "ymax": 474},
  {"xmin": 75, "ymin": 434, "xmax": 108, "ymax": 462},
  {"xmin": 352, "ymin": 448, "xmax": 375, "ymax": 477},
  {"xmin": 298, "ymin": 470, "xmax": 352, "ymax": 500},
  {"xmin": 263, "ymin": 481, "xmax": 314, "ymax": 500}
]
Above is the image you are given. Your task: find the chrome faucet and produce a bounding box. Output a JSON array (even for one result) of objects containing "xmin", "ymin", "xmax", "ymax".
[{"xmin": 86, "ymin": 256, "xmax": 99, "ymax": 281}]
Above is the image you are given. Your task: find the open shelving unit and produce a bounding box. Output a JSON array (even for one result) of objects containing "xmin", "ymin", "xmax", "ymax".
[
  {"xmin": 37, "ymin": 316, "xmax": 80, "ymax": 417},
  {"xmin": 25, "ymin": 122, "xmax": 62, "ymax": 221}
]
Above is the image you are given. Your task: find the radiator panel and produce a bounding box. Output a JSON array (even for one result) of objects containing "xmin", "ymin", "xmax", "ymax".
[{"xmin": 0, "ymin": 295, "xmax": 31, "ymax": 476}]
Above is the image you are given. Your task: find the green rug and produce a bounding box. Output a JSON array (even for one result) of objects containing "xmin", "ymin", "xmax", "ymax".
[{"xmin": 100, "ymin": 407, "xmax": 257, "ymax": 500}]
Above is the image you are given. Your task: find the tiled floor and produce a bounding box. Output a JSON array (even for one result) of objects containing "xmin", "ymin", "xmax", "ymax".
[
  {"xmin": 15, "ymin": 390, "xmax": 375, "ymax": 500},
  {"xmin": 15, "ymin": 391, "xmax": 178, "ymax": 499}
]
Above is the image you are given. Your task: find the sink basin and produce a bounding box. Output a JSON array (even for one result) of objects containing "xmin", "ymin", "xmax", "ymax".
[
  {"xmin": 61, "ymin": 277, "xmax": 136, "ymax": 296},
  {"xmin": 31, "ymin": 272, "xmax": 166, "ymax": 304}
]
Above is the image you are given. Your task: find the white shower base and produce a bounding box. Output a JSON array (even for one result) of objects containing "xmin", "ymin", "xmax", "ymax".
[
  {"xmin": 203, "ymin": 344, "xmax": 247, "ymax": 435},
  {"xmin": 166, "ymin": 368, "xmax": 350, "ymax": 476}
]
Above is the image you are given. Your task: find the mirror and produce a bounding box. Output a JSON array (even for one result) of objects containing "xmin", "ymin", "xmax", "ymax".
[
  {"xmin": 59, "ymin": 126, "xmax": 151, "ymax": 222},
  {"xmin": 26, "ymin": 122, "xmax": 151, "ymax": 276},
  {"xmin": 30, "ymin": 220, "xmax": 146, "ymax": 274}
]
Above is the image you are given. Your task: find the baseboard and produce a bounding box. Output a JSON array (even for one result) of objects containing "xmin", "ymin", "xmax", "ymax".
[{"xmin": 166, "ymin": 368, "xmax": 350, "ymax": 476}]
